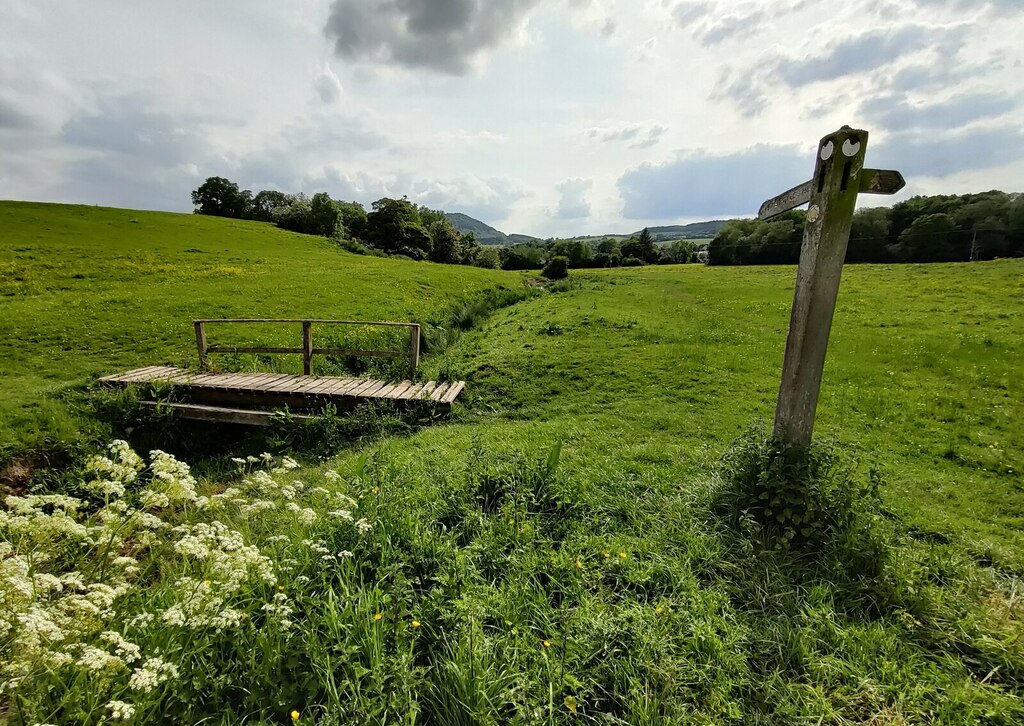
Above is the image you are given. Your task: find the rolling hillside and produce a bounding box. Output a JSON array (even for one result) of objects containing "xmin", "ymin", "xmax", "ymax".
[
  {"xmin": 444, "ymin": 212, "xmax": 511, "ymax": 245},
  {"xmin": 0, "ymin": 201, "xmax": 521, "ymax": 451}
]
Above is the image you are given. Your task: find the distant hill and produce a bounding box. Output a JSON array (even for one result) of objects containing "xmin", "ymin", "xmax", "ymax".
[
  {"xmin": 508, "ymin": 233, "xmax": 542, "ymax": 244},
  {"xmin": 445, "ymin": 212, "xmax": 728, "ymax": 245},
  {"xmin": 636, "ymin": 221, "xmax": 729, "ymax": 240},
  {"xmin": 445, "ymin": 212, "xmax": 511, "ymax": 246}
]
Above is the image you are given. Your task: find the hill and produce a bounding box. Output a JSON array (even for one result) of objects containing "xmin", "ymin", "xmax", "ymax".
[
  {"xmin": 640, "ymin": 220, "xmax": 728, "ymax": 239},
  {"xmin": 4, "ymin": 200, "xmax": 1022, "ymax": 721},
  {"xmin": 445, "ymin": 212, "xmax": 511, "ymax": 245},
  {"xmin": 508, "ymin": 233, "xmax": 543, "ymax": 244},
  {"xmin": 0, "ymin": 201, "xmax": 520, "ymax": 452}
]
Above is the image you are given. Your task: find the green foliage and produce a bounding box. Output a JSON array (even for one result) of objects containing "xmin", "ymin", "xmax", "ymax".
[
  {"xmin": 710, "ymin": 190, "xmax": 1024, "ymax": 265},
  {"xmin": 365, "ymin": 197, "xmax": 433, "ymax": 259},
  {"xmin": 713, "ymin": 430, "xmax": 884, "ymax": 556},
  {"xmin": 541, "ymin": 256, "xmax": 569, "ymax": 280},
  {"xmin": 190, "ymin": 176, "xmax": 252, "ymax": 219},
  {"xmin": 472, "ymin": 246, "xmax": 500, "ymax": 269}
]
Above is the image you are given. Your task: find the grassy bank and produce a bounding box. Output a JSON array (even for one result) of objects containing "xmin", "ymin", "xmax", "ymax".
[{"xmin": 0, "ymin": 201, "xmax": 521, "ymax": 454}]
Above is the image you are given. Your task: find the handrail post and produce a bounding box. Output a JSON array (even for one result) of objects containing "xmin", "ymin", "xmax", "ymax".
[
  {"xmin": 302, "ymin": 321, "xmax": 313, "ymax": 375},
  {"xmin": 194, "ymin": 321, "xmax": 208, "ymax": 369},
  {"xmin": 408, "ymin": 324, "xmax": 420, "ymax": 377}
]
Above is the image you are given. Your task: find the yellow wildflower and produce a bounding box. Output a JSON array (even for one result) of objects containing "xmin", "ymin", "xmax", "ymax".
[
  {"xmin": 542, "ymin": 640, "xmax": 551, "ymax": 648},
  {"xmin": 618, "ymin": 551, "xmax": 627, "ymax": 559},
  {"xmin": 374, "ymin": 612, "xmax": 383, "ymax": 621},
  {"xmin": 291, "ymin": 710, "xmax": 300, "ymax": 721},
  {"xmin": 411, "ymin": 620, "xmax": 421, "ymax": 628}
]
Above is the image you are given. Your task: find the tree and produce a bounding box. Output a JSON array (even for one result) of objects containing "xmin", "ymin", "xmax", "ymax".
[
  {"xmin": 549, "ymin": 239, "xmax": 592, "ymax": 268},
  {"xmin": 637, "ymin": 227, "xmax": 657, "ymax": 262},
  {"xmin": 898, "ymin": 213, "xmax": 960, "ymax": 262},
  {"xmin": 848, "ymin": 207, "xmax": 891, "ymax": 262},
  {"xmin": 426, "ymin": 219, "xmax": 464, "ymax": 264},
  {"xmin": 251, "ymin": 190, "xmax": 290, "ymax": 223},
  {"xmin": 541, "ymin": 256, "xmax": 569, "ymax": 280},
  {"xmin": 335, "ymin": 201, "xmax": 368, "ymax": 240},
  {"xmin": 473, "ymin": 247, "xmax": 501, "ymax": 269},
  {"xmin": 308, "ymin": 192, "xmax": 343, "ymax": 237},
  {"xmin": 620, "ymin": 236, "xmax": 643, "ymax": 260},
  {"xmin": 191, "ymin": 177, "xmax": 252, "ymax": 219},
  {"xmin": 500, "ymin": 244, "xmax": 545, "ymax": 270},
  {"xmin": 596, "ymin": 238, "xmax": 618, "ymax": 254},
  {"xmin": 365, "ymin": 197, "xmax": 432, "ymax": 258},
  {"xmin": 667, "ymin": 239, "xmax": 695, "ymax": 264}
]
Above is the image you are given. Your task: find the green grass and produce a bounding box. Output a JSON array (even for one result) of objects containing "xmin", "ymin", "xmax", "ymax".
[
  {"xmin": 2, "ymin": 202, "xmax": 1023, "ymax": 723},
  {"xmin": 0, "ymin": 201, "xmax": 520, "ymax": 453}
]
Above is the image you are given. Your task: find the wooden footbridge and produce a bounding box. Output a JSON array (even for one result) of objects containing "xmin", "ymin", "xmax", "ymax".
[{"xmin": 99, "ymin": 319, "xmax": 465, "ymax": 425}]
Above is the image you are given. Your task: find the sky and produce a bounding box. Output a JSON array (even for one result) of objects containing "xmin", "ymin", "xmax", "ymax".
[{"xmin": 1, "ymin": 0, "xmax": 1022, "ymax": 238}]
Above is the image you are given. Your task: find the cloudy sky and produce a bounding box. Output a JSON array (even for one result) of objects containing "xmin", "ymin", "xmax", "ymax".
[{"xmin": 1, "ymin": 0, "xmax": 1021, "ymax": 237}]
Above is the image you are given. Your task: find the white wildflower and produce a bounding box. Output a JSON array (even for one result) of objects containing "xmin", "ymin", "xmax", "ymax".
[
  {"xmin": 328, "ymin": 509, "xmax": 354, "ymax": 521},
  {"xmin": 355, "ymin": 518, "xmax": 373, "ymax": 535},
  {"xmin": 106, "ymin": 700, "xmax": 136, "ymax": 720},
  {"xmin": 76, "ymin": 645, "xmax": 125, "ymax": 673},
  {"xmin": 100, "ymin": 631, "xmax": 141, "ymax": 663},
  {"xmin": 323, "ymin": 470, "xmax": 342, "ymax": 483},
  {"xmin": 129, "ymin": 657, "xmax": 178, "ymax": 693}
]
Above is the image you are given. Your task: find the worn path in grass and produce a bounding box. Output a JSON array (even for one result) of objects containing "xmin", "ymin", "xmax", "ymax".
[
  {"xmin": 0, "ymin": 201, "xmax": 520, "ymax": 452},
  {"xmin": 412, "ymin": 261, "xmax": 1024, "ymax": 568}
]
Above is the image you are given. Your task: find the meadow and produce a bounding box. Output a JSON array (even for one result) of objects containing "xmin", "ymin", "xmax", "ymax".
[
  {"xmin": 0, "ymin": 201, "xmax": 516, "ymax": 454},
  {"xmin": 1, "ymin": 202, "xmax": 1022, "ymax": 724}
]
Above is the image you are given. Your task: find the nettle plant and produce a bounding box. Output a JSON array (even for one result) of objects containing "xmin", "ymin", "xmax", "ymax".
[
  {"xmin": 714, "ymin": 430, "xmax": 882, "ymax": 550},
  {"xmin": 0, "ymin": 441, "xmax": 373, "ymax": 723}
]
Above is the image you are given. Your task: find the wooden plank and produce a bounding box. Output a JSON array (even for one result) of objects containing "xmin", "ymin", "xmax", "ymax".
[
  {"xmin": 758, "ymin": 179, "xmax": 813, "ymax": 220},
  {"xmin": 428, "ymin": 382, "xmax": 452, "ymax": 402},
  {"xmin": 344, "ymin": 378, "xmax": 385, "ymax": 397},
  {"xmin": 399, "ymin": 382, "xmax": 429, "ymax": 400},
  {"xmin": 258, "ymin": 375, "xmax": 306, "ymax": 393},
  {"xmin": 370, "ymin": 382, "xmax": 404, "ymax": 398},
  {"xmin": 141, "ymin": 401, "xmax": 315, "ymax": 426},
  {"xmin": 308, "ymin": 376, "xmax": 354, "ymax": 395},
  {"xmin": 381, "ymin": 380, "xmax": 414, "ymax": 399},
  {"xmin": 114, "ymin": 366, "xmax": 172, "ymax": 383},
  {"xmin": 439, "ymin": 381, "xmax": 466, "ymax": 404},
  {"xmin": 322, "ymin": 377, "xmax": 367, "ymax": 396},
  {"xmin": 415, "ymin": 382, "xmax": 438, "ymax": 400},
  {"xmin": 224, "ymin": 373, "xmax": 282, "ymax": 390},
  {"xmin": 859, "ymin": 168, "xmax": 905, "ymax": 195},
  {"xmin": 352, "ymin": 379, "xmax": 390, "ymax": 398},
  {"xmin": 205, "ymin": 346, "xmax": 304, "ymax": 355}
]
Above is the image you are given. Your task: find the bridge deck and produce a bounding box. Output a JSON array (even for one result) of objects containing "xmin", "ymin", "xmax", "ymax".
[{"xmin": 99, "ymin": 366, "xmax": 465, "ymax": 408}]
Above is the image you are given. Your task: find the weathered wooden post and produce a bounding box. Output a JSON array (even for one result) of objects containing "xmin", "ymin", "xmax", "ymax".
[
  {"xmin": 302, "ymin": 320, "xmax": 313, "ymax": 375},
  {"xmin": 758, "ymin": 126, "xmax": 904, "ymax": 447},
  {"xmin": 194, "ymin": 320, "xmax": 208, "ymax": 370},
  {"xmin": 408, "ymin": 323, "xmax": 421, "ymax": 378}
]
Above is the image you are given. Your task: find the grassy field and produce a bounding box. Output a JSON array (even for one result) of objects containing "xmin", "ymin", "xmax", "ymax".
[
  {"xmin": 0, "ymin": 201, "xmax": 519, "ymax": 453},
  {"xmin": 2, "ymin": 203, "xmax": 1022, "ymax": 723}
]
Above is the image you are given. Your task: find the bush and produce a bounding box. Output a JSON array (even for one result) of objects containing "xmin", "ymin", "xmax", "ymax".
[
  {"xmin": 541, "ymin": 256, "xmax": 569, "ymax": 280},
  {"xmin": 712, "ymin": 429, "xmax": 884, "ymax": 559}
]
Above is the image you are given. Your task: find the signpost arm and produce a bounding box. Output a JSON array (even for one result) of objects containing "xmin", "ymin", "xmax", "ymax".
[{"xmin": 773, "ymin": 127, "xmax": 868, "ymax": 447}]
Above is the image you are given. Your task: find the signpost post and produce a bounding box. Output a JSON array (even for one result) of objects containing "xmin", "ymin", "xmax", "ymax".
[{"xmin": 759, "ymin": 126, "xmax": 904, "ymax": 447}]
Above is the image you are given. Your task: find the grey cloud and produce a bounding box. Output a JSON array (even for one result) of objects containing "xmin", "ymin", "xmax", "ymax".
[
  {"xmin": 873, "ymin": 125, "xmax": 1024, "ymax": 177},
  {"xmin": 555, "ymin": 177, "xmax": 593, "ymax": 219},
  {"xmin": 0, "ymin": 97, "xmax": 38, "ymax": 130},
  {"xmin": 671, "ymin": 1, "xmax": 715, "ymax": 26},
  {"xmin": 586, "ymin": 122, "xmax": 667, "ymax": 148},
  {"xmin": 324, "ymin": 0, "xmax": 541, "ymax": 75},
  {"xmin": 700, "ymin": 10, "xmax": 767, "ymax": 46},
  {"xmin": 860, "ymin": 92, "xmax": 1017, "ymax": 132},
  {"xmin": 61, "ymin": 95, "xmax": 212, "ymax": 165},
  {"xmin": 913, "ymin": 0, "xmax": 1024, "ymax": 15},
  {"xmin": 617, "ymin": 144, "xmax": 810, "ymax": 219},
  {"xmin": 710, "ymin": 69, "xmax": 768, "ymax": 118},
  {"xmin": 52, "ymin": 93, "xmax": 216, "ymax": 211},
  {"xmin": 772, "ymin": 25, "xmax": 962, "ymax": 87},
  {"xmin": 314, "ymin": 66, "xmax": 343, "ymax": 104}
]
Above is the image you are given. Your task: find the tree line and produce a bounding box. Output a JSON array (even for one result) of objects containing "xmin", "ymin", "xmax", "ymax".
[
  {"xmin": 499, "ymin": 229, "xmax": 699, "ymax": 272},
  {"xmin": 190, "ymin": 176, "xmax": 499, "ymax": 268},
  {"xmin": 709, "ymin": 190, "xmax": 1024, "ymax": 265}
]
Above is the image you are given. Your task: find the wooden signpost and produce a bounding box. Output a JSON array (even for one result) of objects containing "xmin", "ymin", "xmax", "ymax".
[{"xmin": 759, "ymin": 126, "xmax": 905, "ymax": 447}]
